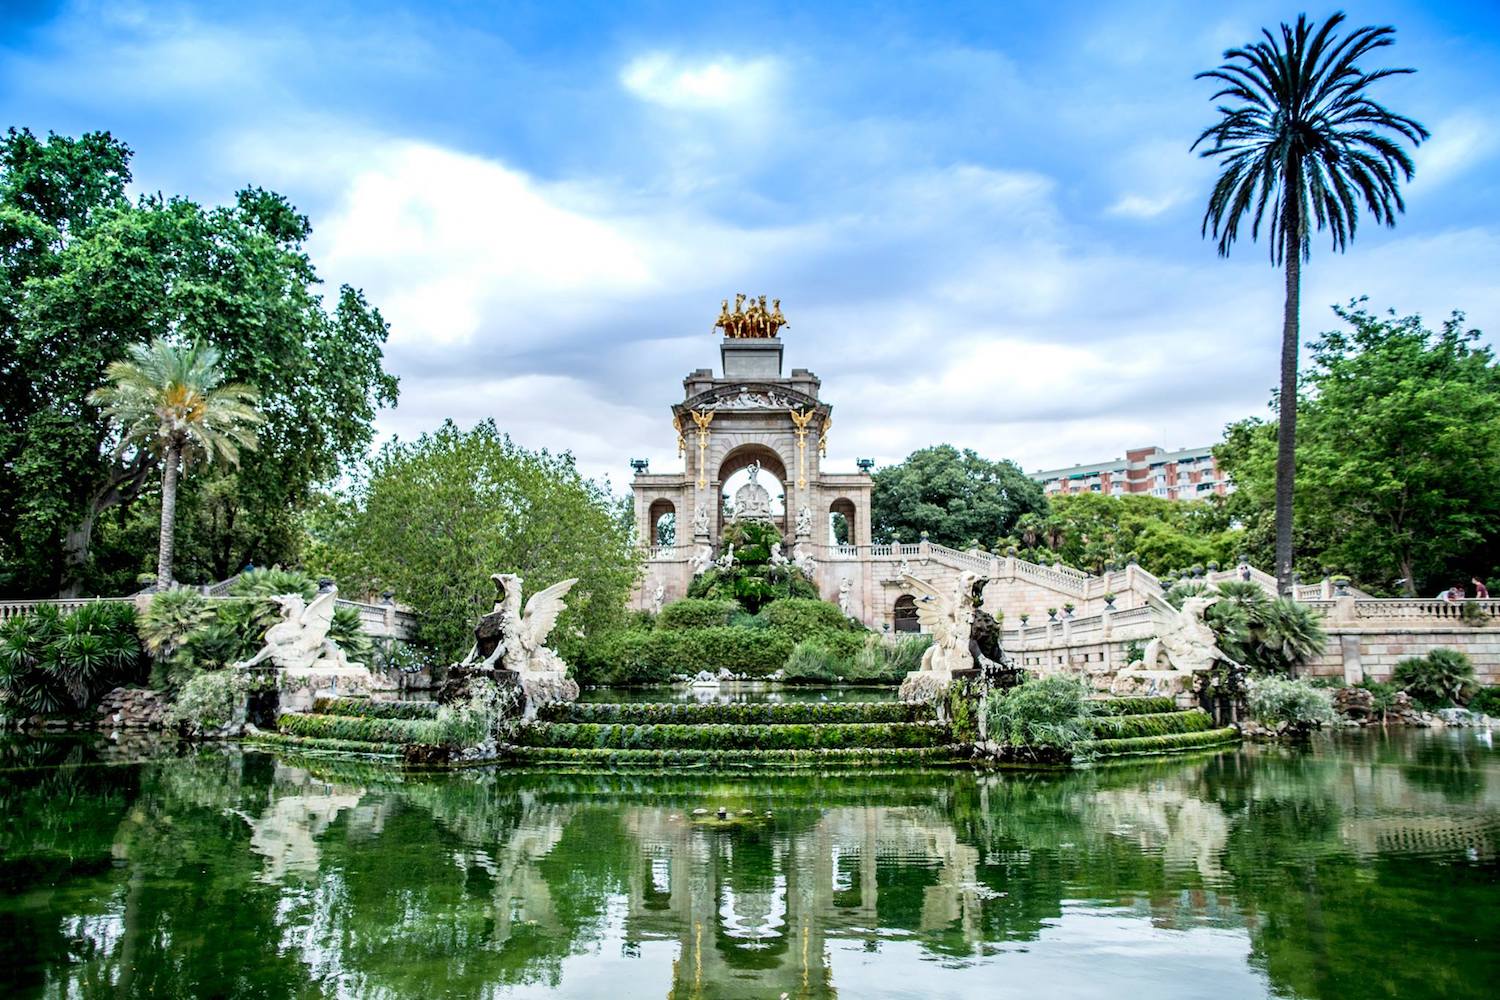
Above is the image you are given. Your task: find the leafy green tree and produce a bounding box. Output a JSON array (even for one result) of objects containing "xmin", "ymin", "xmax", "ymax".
[
  {"xmin": 318, "ymin": 420, "xmax": 640, "ymax": 663},
  {"xmin": 871, "ymin": 445, "xmax": 1045, "ymax": 548},
  {"xmin": 1194, "ymin": 13, "xmax": 1427, "ymax": 594},
  {"xmin": 1046, "ymin": 492, "xmax": 1238, "ymax": 575},
  {"xmin": 0, "ymin": 129, "xmax": 398, "ymax": 595},
  {"xmin": 89, "ymin": 339, "xmax": 263, "ymax": 587},
  {"xmin": 1218, "ymin": 303, "xmax": 1500, "ymax": 595}
]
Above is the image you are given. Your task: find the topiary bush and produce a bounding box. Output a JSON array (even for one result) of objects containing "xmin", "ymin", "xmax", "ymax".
[
  {"xmin": 1392, "ymin": 648, "xmax": 1476, "ymax": 710},
  {"xmin": 0, "ymin": 602, "xmax": 145, "ymax": 717},
  {"xmin": 1247, "ymin": 676, "xmax": 1337, "ymax": 734}
]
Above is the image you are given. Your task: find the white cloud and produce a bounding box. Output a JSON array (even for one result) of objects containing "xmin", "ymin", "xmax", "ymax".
[
  {"xmin": 1108, "ymin": 192, "xmax": 1183, "ymax": 219},
  {"xmin": 620, "ymin": 52, "xmax": 780, "ymax": 111},
  {"xmin": 1412, "ymin": 112, "xmax": 1499, "ymax": 190}
]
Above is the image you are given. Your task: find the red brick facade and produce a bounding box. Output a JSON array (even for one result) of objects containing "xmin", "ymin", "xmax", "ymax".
[{"xmin": 1031, "ymin": 445, "xmax": 1230, "ymax": 501}]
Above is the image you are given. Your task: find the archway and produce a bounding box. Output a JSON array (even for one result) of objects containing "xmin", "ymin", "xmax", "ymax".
[
  {"xmin": 829, "ymin": 497, "xmax": 857, "ymax": 545},
  {"xmin": 893, "ymin": 594, "xmax": 920, "ymax": 633},
  {"xmin": 648, "ymin": 499, "xmax": 676, "ymax": 546},
  {"xmin": 717, "ymin": 444, "xmax": 789, "ymax": 536}
]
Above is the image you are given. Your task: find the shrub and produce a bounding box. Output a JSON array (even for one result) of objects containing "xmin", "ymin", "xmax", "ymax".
[
  {"xmin": 230, "ymin": 567, "xmax": 318, "ymax": 599},
  {"xmin": 168, "ymin": 669, "xmax": 249, "ymax": 734},
  {"xmin": 1468, "ymin": 686, "xmax": 1500, "ymax": 717},
  {"xmin": 138, "ymin": 589, "xmax": 214, "ymax": 660},
  {"xmin": 1247, "ymin": 676, "xmax": 1337, "ymax": 733},
  {"xmin": 1356, "ymin": 679, "xmax": 1399, "ymax": 717},
  {"xmin": 687, "ymin": 565, "xmax": 818, "ymax": 612},
  {"xmin": 1252, "ymin": 598, "xmax": 1327, "ymax": 671},
  {"xmin": 782, "ymin": 641, "xmax": 849, "ymax": 683},
  {"xmin": 656, "ymin": 599, "xmax": 739, "ymax": 631},
  {"xmin": 1392, "ymin": 648, "xmax": 1476, "ymax": 709},
  {"xmin": 983, "ymin": 676, "xmax": 1093, "ymax": 755},
  {"xmin": 579, "ymin": 627, "xmax": 797, "ymax": 685},
  {"xmin": 763, "ymin": 598, "xmax": 858, "ymax": 637},
  {"xmin": 0, "ymin": 602, "xmax": 144, "ymax": 717}
]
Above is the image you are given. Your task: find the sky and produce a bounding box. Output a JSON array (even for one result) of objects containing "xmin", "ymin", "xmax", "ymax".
[{"xmin": 3, "ymin": 0, "xmax": 1498, "ymax": 491}]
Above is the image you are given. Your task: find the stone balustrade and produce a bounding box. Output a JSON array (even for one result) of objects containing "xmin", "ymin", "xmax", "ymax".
[{"xmin": 0, "ymin": 595, "xmax": 418, "ymax": 642}]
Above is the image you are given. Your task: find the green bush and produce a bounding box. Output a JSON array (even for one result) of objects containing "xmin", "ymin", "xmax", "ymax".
[
  {"xmin": 0, "ymin": 602, "xmax": 144, "ymax": 717},
  {"xmin": 512, "ymin": 721, "xmax": 946, "ymax": 750},
  {"xmin": 579, "ymin": 627, "xmax": 797, "ymax": 685},
  {"xmin": 983, "ymin": 676, "xmax": 1093, "ymax": 755},
  {"xmin": 763, "ymin": 599, "xmax": 858, "ymax": 637},
  {"xmin": 1392, "ymin": 648, "xmax": 1476, "ymax": 709},
  {"xmin": 1356, "ymin": 679, "xmax": 1399, "ymax": 716},
  {"xmin": 782, "ymin": 641, "xmax": 849, "ymax": 683},
  {"xmin": 656, "ymin": 599, "xmax": 739, "ymax": 631},
  {"xmin": 687, "ymin": 564, "xmax": 818, "ymax": 612},
  {"xmin": 1087, "ymin": 709, "xmax": 1213, "ymax": 739},
  {"xmin": 1468, "ymin": 686, "xmax": 1500, "ymax": 717},
  {"xmin": 541, "ymin": 701, "xmax": 923, "ymax": 724},
  {"xmin": 168, "ymin": 669, "xmax": 249, "ymax": 733},
  {"xmin": 1247, "ymin": 676, "xmax": 1337, "ymax": 732},
  {"xmin": 137, "ymin": 589, "xmax": 215, "ymax": 661},
  {"xmin": 230, "ymin": 567, "xmax": 318, "ymax": 599}
]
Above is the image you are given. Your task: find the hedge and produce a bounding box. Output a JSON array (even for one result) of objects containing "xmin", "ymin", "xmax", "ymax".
[
  {"xmin": 579, "ymin": 627, "xmax": 796, "ymax": 685},
  {"xmin": 313, "ymin": 697, "xmax": 440, "ymax": 720},
  {"xmin": 503, "ymin": 745, "xmax": 961, "ymax": 767},
  {"xmin": 1086, "ymin": 709, "xmax": 1213, "ymax": 739},
  {"xmin": 513, "ymin": 721, "xmax": 948, "ymax": 750},
  {"xmin": 1087, "ymin": 697, "xmax": 1178, "ymax": 716},
  {"xmin": 656, "ymin": 600, "xmax": 739, "ymax": 631},
  {"xmin": 540, "ymin": 701, "xmax": 926, "ymax": 725},
  {"xmin": 1086, "ymin": 727, "xmax": 1240, "ymax": 757}
]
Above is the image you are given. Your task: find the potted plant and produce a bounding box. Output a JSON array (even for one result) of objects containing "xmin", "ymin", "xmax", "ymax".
[
  {"xmin": 1207, "ymin": 561, "xmax": 1220, "ymax": 573},
  {"xmin": 1019, "ymin": 613, "xmax": 1030, "ymax": 625},
  {"xmin": 1046, "ymin": 607, "xmax": 1058, "ymax": 622},
  {"xmin": 1103, "ymin": 592, "xmax": 1116, "ymax": 609},
  {"xmin": 1062, "ymin": 602, "xmax": 1075, "ymax": 617},
  {"xmin": 1332, "ymin": 574, "xmax": 1352, "ymax": 597}
]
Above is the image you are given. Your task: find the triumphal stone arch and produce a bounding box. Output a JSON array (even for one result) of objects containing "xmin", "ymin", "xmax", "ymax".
[{"xmin": 631, "ymin": 296, "xmax": 874, "ymax": 613}]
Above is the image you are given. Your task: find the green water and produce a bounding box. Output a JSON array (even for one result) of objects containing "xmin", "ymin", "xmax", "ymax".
[{"xmin": 1, "ymin": 730, "xmax": 1496, "ymax": 999}]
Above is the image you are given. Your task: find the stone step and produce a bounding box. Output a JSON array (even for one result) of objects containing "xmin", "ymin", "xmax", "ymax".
[
  {"xmin": 312, "ymin": 697, "xmax": 441, "ymax": 720},
  {"xmin": 540, "ymin": 701, "xmax": 930, "ymax": 726},
  {"xmin": 1087, "ymin": 696, "xmax": 1180, "ymax": 716},
  {"xmin": 512, "ymin": 721, "xmax": 951, "ymax": 751},
  {"xmin": 1086, "ymin": 709, "xmax": 1214, "ymax": 740},
  {"xmin": 1086, "ymin": 726, "xmax": 1240, "ymax": 758},
  {"xmin": 276, "ymin": 712, "xmax": 448, "ymax": 746},
  {"xmin": 247, "ymin": 730, "xmax": 408, "ymax": 758},
  {"xmin": 502, "ymin": 745, "xmax": 963, "ymax": 767}
]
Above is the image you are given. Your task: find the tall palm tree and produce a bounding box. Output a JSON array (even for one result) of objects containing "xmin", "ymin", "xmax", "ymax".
[
  {"xmin": 1193, "ymin": 13, "xmax": 1427, "ymax": 594},
  {"xmin": 89, "ymin": 339, "xmax": 263, "ymax": 587}
]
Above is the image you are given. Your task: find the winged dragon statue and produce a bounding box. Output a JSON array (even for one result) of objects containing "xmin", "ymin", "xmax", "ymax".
[
  {"xmin": 238, "ymin": 584, "xmax": 360, "ymax": 671},
  {"xmin": 463, "ymin": 573, "xmax": 579, "ymax": 675}
]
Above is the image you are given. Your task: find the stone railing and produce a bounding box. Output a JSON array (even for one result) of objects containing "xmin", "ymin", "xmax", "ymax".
[
  {"xmin": 1350, "ymin": 598, "xmax": 1500, "ymax": 623},
  {"xmin": 0, "ymin": 597, "xmax": 114, "ymax": 622}
]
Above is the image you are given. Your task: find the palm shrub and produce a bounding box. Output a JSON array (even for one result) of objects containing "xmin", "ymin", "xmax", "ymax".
[
  {"xmin": 1252, "ymin": 598, "xmax": 1327, "ymax": 672},
  {"xmin": 138, "ymin": 589, "xmax": 214, "ymax": 661},
  {"xmin": 1247, "ymin": 676, "xmax": 1337, "ymax": 734},
  {"xmin": 1392, "ymin": 649, "xmax": 1475, "ymax": 709},
  {"xmin": 983, "ymin": 676, "xmax": 1093, "ymax": 757},
  {"xmin": 1195, "ymin": 12, "xmax": 1427, "ymax": 593},
  {"xmin": 0, "ymin": 602, "xmax": 143, "ymax": 717}
]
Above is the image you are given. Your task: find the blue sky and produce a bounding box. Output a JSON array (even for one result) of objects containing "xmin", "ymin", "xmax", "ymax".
[{"xmin": 4, "ymin": 0, "xmax": 1498, "ymax": 486}]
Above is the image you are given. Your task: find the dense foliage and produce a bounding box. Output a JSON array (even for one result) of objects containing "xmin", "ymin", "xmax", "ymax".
[
  {"xmin": 871, "ymin": 445, "xmax": 1045, "ymax": 547},
  {"xmin": 1391, "ymin": 648, "xmax": 1476, "ymax": 710},
  {"xmin": 309, "ymin": 420, "xmax": 638, "ymax": 664},
  {"xmin": 782, "ymin": 634, "xmax": 929, "ymax": 685},
  {"xmin": 685, "ymin": 521, "xmax": 818, "ymax": 612},
  {"xmin": 0, "ymin": 128, "xmax": 399, "ymax": 595},
  {"xmin": 0, "ymin": 601, "xmax": 144, "ymax": 716},
  {"xmin": 1024, "ymin": 493, "xmax": 1239, "ymax": 575},
  {"xmin": 538, "ymin": 701, "xmax": 922, "ymax": 725},
  {"xmin": 1217, "ymin": 304, "xmax": 1500, "ymax": 595},
  {"xmin": 1247, "ymin": 677, "xmax": 1337, "ymax": 734},
  {"xmin": 983, "ymin": 676, "xmax": 1094, "ymax": 758},
  {"xmin": 1164, "ymin": 580, "xmax": 1326, "ymax": 674}
]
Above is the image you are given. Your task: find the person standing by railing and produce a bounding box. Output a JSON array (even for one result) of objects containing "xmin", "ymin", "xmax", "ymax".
[{"xmin": 1473, "ymin": 578, "xmax": 1490, "ymax": 599}]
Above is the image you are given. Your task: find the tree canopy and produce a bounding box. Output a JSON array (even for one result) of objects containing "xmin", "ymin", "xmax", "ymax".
[
  {"xmin": 308, "ymin": 420, "xmax": 640, "ymax": 663},
  {"xmin": 0, "ymin": 128, "xmax": 398, "ymax": 596},
  {"xmin": 1039, "ymin": 493, "xmax": 1240, "ymax": 576},
  {"xmin": 1216, "ymin": 302, "xmax": 1500, "ymax": 595},
  {"xmin": 870, "ymin": 445, "xmax": 1045, "ymax": 548}
]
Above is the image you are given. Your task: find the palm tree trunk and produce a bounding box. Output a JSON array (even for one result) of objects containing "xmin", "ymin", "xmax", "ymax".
[
  {"xmin": 1274, "ymin": 220, "xmax": 1301, "ymax": 596},
  {"xmin": 157, "ymin": 441, "xmax": 180, "ymax": 588}
]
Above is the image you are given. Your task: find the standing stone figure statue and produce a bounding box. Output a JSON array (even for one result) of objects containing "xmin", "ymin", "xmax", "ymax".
[
  {"xmin": 838, "ymin": 577, "xmax": 852, "ymax": 616},
  {"xmin": 693, "ymin": 503, "xmax": 710, "ymax": 537},
  {"xmin": 796, "ymin": 504, "xmax": 813, "ymax": 537},
  {"xmin": 793, "ymin": 539, "xmax": 815, "ymax": 575},
  {"xmin": 650, "ymin": 582, "xmax": 665, "ymax": 616},
  {"xmin": 769, "ymin": 542, "xmax": 789, "ymax": 567}
]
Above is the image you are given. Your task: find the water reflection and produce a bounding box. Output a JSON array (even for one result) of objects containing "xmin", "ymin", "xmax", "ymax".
[{"xmin": 1, "ymin": 730, "xmax": 1497, "ymax": 999}]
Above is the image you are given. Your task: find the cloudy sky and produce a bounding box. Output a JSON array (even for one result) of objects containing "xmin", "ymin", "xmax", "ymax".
[{"xmin": 4, "ymin": 0, "xmax": 1497, "ymax": 489}]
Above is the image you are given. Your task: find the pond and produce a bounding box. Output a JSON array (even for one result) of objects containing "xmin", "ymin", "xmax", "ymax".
[{"xmin": 0, "ymin": 728, "xmax": 1496, "ymax": 999}]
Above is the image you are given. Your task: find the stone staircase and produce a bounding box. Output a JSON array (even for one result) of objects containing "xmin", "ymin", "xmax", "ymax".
[
  {"xmin": 507, "ymin": 700, "xmax": 960, "ymax": 767},
  {"xmin": 1081, "ymin": 697, "xmax": 1238, "ymax": 758},
  {"xmin": 247, "ymin": 697, "xmax": 444, "ymax": 759}
]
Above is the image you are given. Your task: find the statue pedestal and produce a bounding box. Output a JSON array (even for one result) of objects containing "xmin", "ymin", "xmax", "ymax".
[
  {"xmin": 277, "ymin": 663, "xmax": 378, "ymax": 713},
  {"xmin": 899, "ymin": 669, "xmax": 952, "ymax": 705},
  {"xmin": 1108, "ymin": 668, "xmax": 1196, "ymax": 706},
  {"xmin": 517, "ymin": 669, "xmax": 580, "ymax": 719}
]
